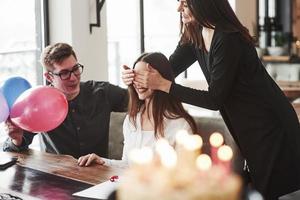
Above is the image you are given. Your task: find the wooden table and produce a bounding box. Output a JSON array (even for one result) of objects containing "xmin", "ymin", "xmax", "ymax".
[
  {"xmin": 277, "ymin": 81, "xmax": 300, "ymax": 101},
  {"xmin": 0, "ymin": 150, "xmax": 123, "ymax": 199},
  {"xmin": 281, "ymin": 86, "xmax": 300, "ymax": 101},
  {"xmin": 293, "ymin": 103, "xmax": 300, "ymax": 122}
]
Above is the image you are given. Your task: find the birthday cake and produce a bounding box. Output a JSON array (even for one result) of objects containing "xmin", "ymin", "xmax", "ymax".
[{"xmin": 117, "ymin": 132, "xmax": 242, "ymax": 200}]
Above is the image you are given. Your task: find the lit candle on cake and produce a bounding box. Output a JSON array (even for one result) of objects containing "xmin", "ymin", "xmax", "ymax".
[
  {"xmin": 185, "ymin": 134, "xmax": 203, "ymax": 167},
  {"xmin": 196, "ymin": 154, "xmax": 212, "ymax": 171},
  {"xmin": 175, "ymin": 130, "xmax": 190, "ymax": 164},
  {"xmin": 155, "ymin": 139, "xmax": 177, "ymax": 168},
  {"xmin": 127, "ymin": 147, "xmax": 154, "ymax": 183},
  {"xmin": 175, "ymin": 130, "xmax": 202, "ymax": 152},
  {"xmin": 183, "ymin": 134, "xmax": 203, "ymax": 153},
  {"xmin": 209, "ymin": 132, "xmax": 224, "ymax": 165},
  {"xmin": 175, "ymin": 129, "xmax": 190, "ymax": 146},
  {"xmin": 217, "ymin": 145, "xmax": 233, "ymax": 174},
  {"xmin": 129, "ymin": 147, "xmax": 153, "ymax": 166},
  {"xmin": 175, "ymin": 131, "xmax": 203, "ymax": 169}
]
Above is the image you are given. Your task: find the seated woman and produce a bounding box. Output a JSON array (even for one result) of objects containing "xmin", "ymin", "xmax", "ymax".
[{"xmin": 78, "ymin": 52, "xmax": 198, "ymax": 167}]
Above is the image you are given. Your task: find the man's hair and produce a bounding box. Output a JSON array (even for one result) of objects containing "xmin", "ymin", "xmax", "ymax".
[{"xmin": 40, "ymin": 43, "xmax": 77, "ymax": 71}]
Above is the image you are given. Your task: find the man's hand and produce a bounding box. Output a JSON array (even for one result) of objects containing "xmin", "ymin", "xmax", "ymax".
[
  {"xmin": 5, "ymin": 118, "xmax": 24, "ymax": 146},
  {"xmin": 77, "ymin": 153, "xmax": 105, "ymax": 167},
  {"xmin": 121, "ymin": 65, "xmax": 135, "ymax": 86}
]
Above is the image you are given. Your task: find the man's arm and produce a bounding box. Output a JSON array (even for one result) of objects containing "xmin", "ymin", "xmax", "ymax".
[
  {"xmin": 3, "ymin": 119, "xmax": 35, "ymax": 152},
  {"xmin": 107, "ymin": 84, "xmax": 129, "ymax": 112}
]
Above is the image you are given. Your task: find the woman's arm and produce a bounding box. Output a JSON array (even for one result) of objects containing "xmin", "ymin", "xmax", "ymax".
[
  {"xmin": 97, "ymin": 117, "xmax": 132, "ymax": 168},
  {"xmin": 78, "ymin": 116, "xmax": 132, "ymax": 168},
  {"xmin": 98, "ymin": 115, "xmax": 132, "ymax": 168},
  {"xmin": 170, "ymin": 33, "xmax": 242, "ymax": 110}
]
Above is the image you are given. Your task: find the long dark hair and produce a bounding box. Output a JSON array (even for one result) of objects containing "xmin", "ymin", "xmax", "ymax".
[
  {"xmin": 180, "ymin": 0, "xmax": 254, "ymax": 49},
  {"xmin": 128, "ymin": 52, "xmax": 198, "ymax": 137}
]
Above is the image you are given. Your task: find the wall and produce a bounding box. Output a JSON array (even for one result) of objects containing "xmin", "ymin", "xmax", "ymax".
[
  {"xmin": 48, "ymin": 0, "xmax": 108, "ymax": 81},
  {"xmin": 235, "ymin": 0, "xmax": 257, "ymax": 35}
]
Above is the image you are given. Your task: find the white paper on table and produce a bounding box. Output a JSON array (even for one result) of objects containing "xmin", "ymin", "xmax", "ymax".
[{"xmin": 73, "ymin": 179, "xmax": 120, "ymax": 200}]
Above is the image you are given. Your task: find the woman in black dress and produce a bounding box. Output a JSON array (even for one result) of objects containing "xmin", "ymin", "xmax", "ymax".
[{"xmin": 123, "ymin": 0, "xmax": 300, "ymax": 199}]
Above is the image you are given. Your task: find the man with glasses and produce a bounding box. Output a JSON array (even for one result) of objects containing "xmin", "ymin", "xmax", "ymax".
[{"xmin": 3, "ymin": 43, "xmax": 128, "ymax": 159}]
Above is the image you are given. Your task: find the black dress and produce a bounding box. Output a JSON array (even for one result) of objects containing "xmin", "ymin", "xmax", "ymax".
[{"xmin": 169, "ymin": 27, "xmax": 300, "ymax": 199}]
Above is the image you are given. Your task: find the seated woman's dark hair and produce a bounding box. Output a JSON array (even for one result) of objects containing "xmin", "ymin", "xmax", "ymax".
[{"xmin": 128, "ymin": 52, "xmax": 198, "ymax": 137}]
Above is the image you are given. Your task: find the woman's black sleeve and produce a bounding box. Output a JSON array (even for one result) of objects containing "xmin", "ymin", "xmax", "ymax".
[{"xmin": 170, "ymin": 33, "xmax": 242, "ymax": 110}]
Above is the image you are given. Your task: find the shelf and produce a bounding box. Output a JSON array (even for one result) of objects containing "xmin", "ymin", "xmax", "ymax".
[{"xmin": 262, "ymin": 55, "xmax": 290, "ymax": 62}]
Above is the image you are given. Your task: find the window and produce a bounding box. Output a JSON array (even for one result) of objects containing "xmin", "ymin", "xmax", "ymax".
[
  {"xmin": 143, "ymin": 0, "xmax": 179, "ymax": 56},
  {"xmin": 143, "ymin": 0, "xmax": 198, "ymax": 81},
  {"xmin": 107, "ymin": 0, "xmax": 141, "ymax": 86},
  {"xmin": 0, "ymin": 0, "xmax": 44, "ymax": 148}
]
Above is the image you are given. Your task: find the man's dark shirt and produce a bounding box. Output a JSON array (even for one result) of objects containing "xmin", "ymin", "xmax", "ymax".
[{"xmin": 3, "ymin": 81, "xmax": 128, "ymax": 158}]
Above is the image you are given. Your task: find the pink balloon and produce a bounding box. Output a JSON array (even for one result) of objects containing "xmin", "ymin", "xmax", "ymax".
[{"xmin": 10, "ymin": 86, "xmax": 68, "ymax": 132}]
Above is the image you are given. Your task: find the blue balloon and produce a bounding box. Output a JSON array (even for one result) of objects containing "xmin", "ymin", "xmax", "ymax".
[
  {"xmin": 1, "ymin": 77, "xmax": 32, "ymax": 110},
  {"xmin": 0, "ymin": 90, "xmax": 9, "ymax": 123}
]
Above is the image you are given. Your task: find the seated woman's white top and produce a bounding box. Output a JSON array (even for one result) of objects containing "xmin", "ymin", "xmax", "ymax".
[{"xmin": 102, "ymin": 112, "xmax": 193, "ymax": 168}]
